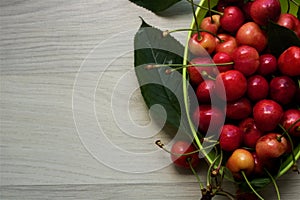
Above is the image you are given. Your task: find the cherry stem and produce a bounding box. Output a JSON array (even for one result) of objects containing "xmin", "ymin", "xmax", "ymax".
[
  {"xmin": 164, "ymin": 28, "xmax": 223, "ymax": 42},
  {"xmin": 264, "ymin": 168, "xmax": 281, "ymax": 200},
  {"xmin": 187, "ymin": 157, "xmax": 205, "ymax": 190},
  {"xmin": 287, "ymin": 0, "xmax": 291, "ymax": 13},
  {"xmin": 155, "ymin": 140, "xmax": 218, "ymax": 156},
  {"xmin": 190, "ymin": 0, "xmax": 201, "ymax": 40},
  {"xmin": 208, "ymin": 0, "xmax": 213, "ymax": 23},
  {"xmin": 186, "ymin": 0, "xmax": 223, "ymax": 15},
  {"xmin": 207, "ymin": 154, "xmax": 221, "ymax": 187},
  {"xmin": 241, "ymin": 171, "xmax": 264, "ymax": 200}
]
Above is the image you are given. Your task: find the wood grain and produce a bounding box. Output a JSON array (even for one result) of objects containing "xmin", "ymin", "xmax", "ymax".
[{"xmin": 1, "ymin": 0, "xmax": 300, "ymax": 199}]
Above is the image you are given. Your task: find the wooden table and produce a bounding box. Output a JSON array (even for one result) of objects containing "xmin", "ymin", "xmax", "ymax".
[{"xmin": 1, "ymin": 1, "xmax": 299, "ymax": 199}]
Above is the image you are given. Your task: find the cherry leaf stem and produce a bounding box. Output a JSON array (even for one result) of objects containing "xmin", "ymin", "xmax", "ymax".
[
  {"xmin": 264, "ymin": 168, "xmax": 281, "ymax": 200},
  {"xmin": 287, "ymin": 0, "xmax": 291, "ymax": 13},
  {"xmin": 241, "ymin": 171, "xmax": 264, "ymax": 200}
]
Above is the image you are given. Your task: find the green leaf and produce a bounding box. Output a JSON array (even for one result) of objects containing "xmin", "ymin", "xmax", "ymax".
[
  {"xmin": 134, "ymin": 18, "xmax": 189, "ymax": 131},
  {"xmin": 129, "ymin": 0, "xmax": 182, "ymax": 13},
  {"xmin": 267, "ymin": 21, "xmax": 300, "ymax": 57}
]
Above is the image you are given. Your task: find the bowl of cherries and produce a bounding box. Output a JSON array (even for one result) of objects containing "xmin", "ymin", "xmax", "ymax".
[{"xmin": 131, "ymin": 0, "xmax": 300, "ymax": 199}]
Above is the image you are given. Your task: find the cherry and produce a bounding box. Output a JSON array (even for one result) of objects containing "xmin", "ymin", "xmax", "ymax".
[
  {"xmin": 170, "ymin": 141, "xmax": 200, "ymax": 169},
  {"xmin": 278, "ymin": 46, "xmax": 300, "ymax": 77},
  {"xmin": 277, "ymin": 13, "xmax": 300, "ymax": 38},
  {"xmin": 226, "ymin": 97, "xmax": 252, "ymax": 120},
  {"xmin": 196, "ymin": 80, "xmax": 216, "ymax": 103},
  {"xmin": 192, "ymin": 105, "xmax": 225, "ymax": 133},
  {"xmin": 188, "ymin": 32, "xmax": 216, "ymax": 56},
  {"xmin": 232, "ymin": 45, "xmax": 260, "ymax": 76},
  {"xmin": 212, "ymin": 52, "xmax": 233, "ymax": 73},
  {"xmin": 215, "ymin": 34, "xmax": 238, "ymax": 56},
  {"xmin": 257, "ymin": 53, "xmax": 277, "ymax": 76},
  {"xmin": 187, "ymin": 57, "xmax": 216, "ymax": 86},
  {"xmin": 255, "ymin": 133, "xmax": 288, "ymax": 160},
  {"xmin": 219, "ymin": 124, "xmax": 243, "ymax": 151},
  {"xmin": 269, "ymin": 76, "xmax": 297, "ymax": 105},
  {"xmin": 280, "ymin": 109, "xmax": 300, "ymax": 137},
  {"xmin": 200, "ymin": 15, "xmax": 221, "ymax": 34},
  {"xmin": 215, "ymin": 70, "xmax": 247, "ymax": 102},
  {"xmin": 247, "ymin": 75, "xmax": 269, "ymax": 102},
  {"xmin": 226, "ymin": 148, "xmax": 255, "ymax": 179},
  {"xmin": 250, "ymin": 0, "xmax": 281, "ymax": 26},
  {"xmin": 220, "ymin": 6, "xmax": 245, "ymax": 33},
  {"xmin": 253, "ymin": 99, "xmax": 283, "ymax": 132},
  {"xmin": 239, "ymin": 118, "xmax": 264, "ymax": 149},
  {"xmin": 236, "ymin": 22, "xmax": 268, "ymax": 53}
]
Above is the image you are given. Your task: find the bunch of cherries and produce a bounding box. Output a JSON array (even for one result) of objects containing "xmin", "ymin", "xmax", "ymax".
[{"xmin": 166, "ymin": 0, "xmax": 300, "ymax": 198}]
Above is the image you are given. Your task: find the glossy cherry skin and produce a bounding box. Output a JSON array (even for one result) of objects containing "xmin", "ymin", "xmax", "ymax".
[
  {"xmin": 257, "ymin": 54, "xmax": 277, "ymax": 76},
  {"xmin": 188, "ymin": 32, "xmax": 216, "ymax": 56},
  {"xmin": 226, "ymin": 148, "xmax": 255, "ymax": 179},
  {"xmin": 171, "ymin": 141, "xmax": 200, "ymax": 169},
  {"xmin": 196, "ymin": 80, "xmax": 216, "ymax": 103},
  {"xmin": 280, "ymin": 109, "xmax": 300, "ymax": 137},
  {"xmin": 220, "ymin": 6, "xmax": 245, "ymax": 33},
  {"xmin": 236, "ymin": 22, "xmax": 268, "ymax": 53},
  {"xmin": 215, "ymin": 70, "xmax": 247, "ymax": 102},
  {"xmin": 278, "ymin": 46, "xmax": 300, "ymax": 77},
  {"xmin": 239, "ymin": 118, "xmax": 264, "ymax": 148},
  {"xmin": 255, "ymin": 133, "xmax": 288, "ymax": 161},
  {"xmin": 269, "ymin": 76, "xmax": 297, "ymax": 105},
  {"xmin": 247, "ymin": 75, "xmax": 269, "ymax": 102},
  {"xmin": 232, "ymin": 45, "xmax": 260, "ymax": 76},
  {"xmin": 226, "ymin": 98, "xmax": 252, "ymax": 120},
  {"xmin": 192, "ymin": 105, "xmax": 224, "ymax": 133},
  {"xmin": 215, "ymin": 34, "xmax": 238, "ymax": 56},
  {"xmin": 200, "ymin": 15, "xmax": 221, "ymax": 34},
  {"xmin": 250, "ymin": 0, "xmax": 281, "ymax": 26},
  {"xmin": 219, "ymin": 124, "xmax": 243, "ymax": 152},
  {"xmin": 277, "ymin": 13, "xmax": 300, "ymax": 38},
  {"xmin": 187, "ymin": 57, "xmax": 216, "ymax": 86},
  {"xmin": 212, "ymin": 52, "xmax": 233, "ymax": 73},
  {"xmin": 253, "ymin": 99, "xmax": 283, "ymax": 132}
]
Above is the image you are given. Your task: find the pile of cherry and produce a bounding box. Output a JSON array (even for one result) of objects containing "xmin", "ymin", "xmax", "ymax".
[{"xmin": 170, "ymin": 0, "xmax": 300, "ymax": 186}]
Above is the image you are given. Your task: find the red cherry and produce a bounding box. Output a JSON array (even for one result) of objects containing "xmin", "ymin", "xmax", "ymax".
[
  {"xmin": 247, "ymin": 75, "xmax": 269, "ymax": 102},
  {"xmin": 256, "ymin": 133, "xmax": 288, "ymax": 160},
  {"xmin": 171, "ymin": 141, "xmax": 200, "ymax": 169},
  {"xmin": 250, "ymin": 0, "xmax": 281, "ymax": 26},
  {"xmin": 277, "ymin": 13, "xmax": 300, "ymax": 38},
  {"xmin": 220, "ymin": 6, "xmax": 245, "ymax": 33},
  {"xmin": 188, "ymin": 32, "xmax": 216, "ymax": 56},
  {"xmin": 200, "ymin": 15, "xmax": 221, "ymax": 34},
  {"xmin": 236, "ymin": 22, "xmax": 268, "ymax": 53},
  {"xmin": 280, "ymin": 109, "xmax": 300, "ymax": 137},
  {"xmin": 239, "ymin": 118, "xmax": 264, "ymax": 148},
  {"xmin": 278, "ymin": 46, "xmax": 300, "ymax": 77},
  {"xmin": 253, "ymin": 99, "xmax": 284, "ymax": 132},
  {"xmin": 212, "ymin": 52, "xmax": 233, "ymax": 73},
  {"xmin": 226, "ymin": 97, "xmax": 252, "ymax": 120},
  {"xmin": 269, "ymin": 76, "xmax": 297, "ymax": 105},
  {"xmin": 196, "ymin": 80, "xmax": 216, "ymax": 103},
  {"xmin": 187, "ymin": 57, "xmax": 216, "ymax": 86},
  {"xmin": 215, "ymin": 33, "xmax": 238, "ymax": 56},
  {"xmin": 215, "ymin": 70, "xmax": 247, "ymax": 102},
  {"xmin": 257, "ymin": 54, "xmax": 277, "ymax": 76},
  {"xmin": 192, "ymin": 105, "xmax": 224, "ymax": 133},
  {"xmin": 232, "ymin": 45, "xmax": 260, "ymax": 76},
  {"xmin": 219, "ymin": 124, "xmax": 243, "ymax": 151}
]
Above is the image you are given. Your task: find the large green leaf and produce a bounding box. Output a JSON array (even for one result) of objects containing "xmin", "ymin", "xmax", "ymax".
[
  {"xmin": 134, "ymin": 18, "xmax": 190, "ymax": 132},
  {"xmin": 267, "ymin": 21, "xmax": 300, "ymax": 57},
  {"xmin": 129, "ymin": 0, "xmax": 182, "ymax": 12}
]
